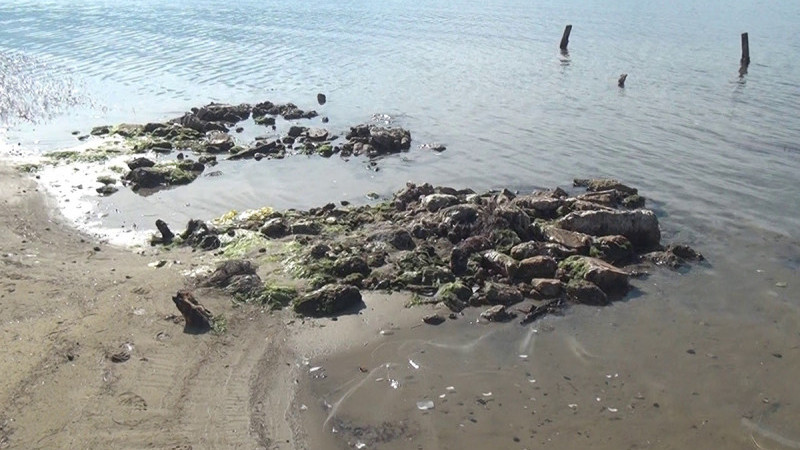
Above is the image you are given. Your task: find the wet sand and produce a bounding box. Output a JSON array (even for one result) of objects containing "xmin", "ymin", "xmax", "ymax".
[
  {"xmin": 3, "ymin": 161, "xmax": 800, "ymax": 449},
  {"xmin": 294, "ymin": 244, "xmax": 800, "ymax": 449},
  {"xmin": 0, "ymin": 163, "xmax": 297, "ymax": 448}
]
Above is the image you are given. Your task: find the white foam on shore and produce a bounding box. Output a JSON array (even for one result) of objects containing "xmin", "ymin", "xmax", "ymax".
[{"xmin": 4, "ymin": 136, "xmax": 153, "ymax": 248}]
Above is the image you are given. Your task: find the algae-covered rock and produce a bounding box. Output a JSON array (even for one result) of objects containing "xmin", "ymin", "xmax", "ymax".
[
  {"xmin": 293, "ymin": 284, "xmax": 362, "ymax": 316},
  {"xmin": 559, "ymin": 256, "xmax": 629, "ymax": 295},
  {"xmin": 482, "ymin": 283, "xmax": 523, "ymax": 306},
  {"xmin": 434, "ymin": 281, "xmax": 472, "ymax": 311},
  {"xmin": 565, "ymin": 280, "xmax": 608, "ymax": 306},
  {"xmin": 332, "ymin": 255, "xmax": 370, "ymax": 277},
  {"xmin": 590, "ymin": 235, "xmax": 635, "ymax": 265}
]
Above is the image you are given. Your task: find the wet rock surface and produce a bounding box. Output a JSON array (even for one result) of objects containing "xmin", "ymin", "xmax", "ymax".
[
  {"xmin": 70, "ymin": 99, "xmax": 418, "ymax": 197},
  {"xmin": 155, "ymin": 179, "xmax": 702, "ymax": 321}
]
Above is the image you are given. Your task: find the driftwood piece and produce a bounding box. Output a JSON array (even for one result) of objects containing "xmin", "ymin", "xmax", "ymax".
[
  {"xmin": 155, "ymin": 219, "xmax": 174, "ymax": 243},
  {"xmin": 172, "ymin": 290, "xmax": 213, "ymax": 332}
]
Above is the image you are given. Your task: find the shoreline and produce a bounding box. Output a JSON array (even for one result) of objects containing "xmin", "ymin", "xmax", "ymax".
[
  {"xmin": 0, "ymin": 162, "xmax": 289, "ymax": 448},
  {"xmin": 0, "ymin": 161, "xmax": 432, "ymax": 449}
]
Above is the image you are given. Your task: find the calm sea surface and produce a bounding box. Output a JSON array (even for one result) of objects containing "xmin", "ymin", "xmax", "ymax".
[{"xmin": 2, "ymin": 0, "xmax": 800, "ymax": 447}]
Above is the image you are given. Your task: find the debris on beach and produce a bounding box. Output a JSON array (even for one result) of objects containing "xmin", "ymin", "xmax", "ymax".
[
  {"xmin": 156, "ymin": 178, "xmax": 703, "ymax": 323},
  {"xmin": 171, "ymin": 290, "xmax": 213, "ymax": 332}
]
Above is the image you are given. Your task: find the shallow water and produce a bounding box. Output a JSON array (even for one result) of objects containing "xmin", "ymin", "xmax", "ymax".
[{"xmin": 2, "ymin": 0, "xmax": 800, "ymax": 447}]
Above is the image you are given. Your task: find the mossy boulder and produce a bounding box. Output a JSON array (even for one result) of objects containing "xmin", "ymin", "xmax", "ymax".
[{"xmin": 293, "ymin": 284, "xmax": 362, "ymax": 316}]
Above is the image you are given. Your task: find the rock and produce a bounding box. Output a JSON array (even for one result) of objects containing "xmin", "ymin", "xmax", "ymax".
[
  {"xmin": 260, "ymin": 218, "xmax": 288, "ymax": 238},
  {"xmin": 421, "ymin": 194, "xmax": 459, "ymax": 212},
  {"xmin": 254, "ymin": 115, "xmax": 276, "ymax": 126},
  {"xmin": 450, "ymin": 236, "xmax": 492, "ymax": 274},
  {"xmin": 224, "ymin": 274, "xmax": 263, "ymax": 296},
  {"xmin": 482, "ymin": 250, "xmax": 519, "ymax": 278},
  {"xmin": 293, "ymin": 284, "xmax": 362, "ymax": 316},
  {"xmin": 531, "ymin": 278, "xmax": 564, "ymax": 298},
  {"xmin": 127, "ymin": 157, "xmax": 155, "ymax": 170},
  {"xmin": 480, "ymin": 305, "xmax": 516, "ymax": 322},
  {"xmin": 394, "ymin": 182, "xmax": 435, "ymax": 206},
  {"xmin": 112, "ymin": 123, "xmax": 144, "ymax": 137},
  {"xmin": 91, "ymin": 125, "xmax": 110, "ymax": 136},
  {"xmin": 172, "ymin": 113, "xmax": 228, "ymax": 134},
  {"xmin": 510, "ymin": 241, "xmax": 577, "ymax": 260},
  {"xmin": 565, "ymin": 280, "xmax": 609, "ymax": 306},
  {"xmin": 309, "ymin": 243, "xmax": 331, "ymax": 258},
  {"xmin": 333, "ymin": 255, "xmax": 370, "ymax": 277},
  {"xmin": 204, "ymin": 130, "xmax": 235, "ymax": 153},
  {"xmin": 172, "ymin": 290, "xmax": 213, "ymax": 331},
  {"xmin": 559, "ymin": 256, "xmax": 629, "ymax": 295},
  {"xmin": 483, "ymin": 283, "xmax": 523, "ymax": 306},
  {"xmin": 155, "ymin": 219, "xmax": 174, "ymax": 243},
  {"xmin": 124, "ymin": 167, "xmax": 167, "ymax": 189},
  {"xmin": 203, "ymin": 259, "xmax": 257, "ymax": 288},
  {"xmin": 515, "ymin": 256, "xmax": 558, "ymax": 282},
  {"xmin": 181, "ymin": 219, "xmax": 220, "ymax": 250},
  {"xmin": 369, "ymin": 227, "xmax": 415, "ymax": 250},
  {"xmin": 96, "ymin": 185, "xmax": 118, "ymax": 196},
  {"xmin": 573, "ymin": 178, "xmax": 638, "ymax": 196},
  {"xmin": 543, "ymin": 226, "xmax": 592, "ymax": 254},
  {"xmin": 590, "ymin": 235, "xmax": 635, "ymax": 265},
  {"xmin": 288, "ymin": 125, "xmax": 307, "ymax": 137},
  {"xmin": 642, "ymin": 245, "xmax": 703, "ymax": 268},
  {"xmin": 440, "ymin": 204, "xmax": 479, "ymax": 225},
  {"xmin": 496, "ymin": 206, "xmax": 533, "ymax": 239},
  {"xmin": 422, "ymin": 314, "xmax": 445, "ymax": 325},
  {"xmin": 641, "ymin": 251, "xmax": 682, "ymax": 268},
  {"xmin": 345, "ymin": 125, "xmax": 411, "ymax": 157},
  {"xmin": 306, "ymin": 128, "xmax": 329, "ymax": 141},
  {"xmin": 556, "ymin": 209, "xmax": 661, "ymax": 250},
  {"xmin": 289, "ymin": 220, "xmax": 320, "ymax": 235},
  {"xmin": 434, "ymin": 281, "xmax": 472, "ymax": 311},
  {"xmin": 667, "ymin": 244, "xmax": 703, "ymax": 261},
  {"xmin": 621, "ymin": 194, "xmax": 646, "ymax": 208},
  {"xmin": 576, "ymin": 190, "xmax": 623, "ymax": 208},
  {"xmin": 194, "ymin": 103, "xmax": 251, "ymax": 123},
  {"xmin": 511, "ymin": 193, "xmax": 563, "ymax": 218},
  {"xmin": 317, "ymin": 93, "xmax": 327, "ymax": 105}
]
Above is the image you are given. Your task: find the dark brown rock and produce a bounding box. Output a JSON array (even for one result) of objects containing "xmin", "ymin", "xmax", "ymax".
[
  {"xmin": 565, "ymin": 280, "xmax": 609, "ymax": 306},
  {"xmin": 293, "ymin": 284, "xmax": 362, "ymax": 316},
  {"xmin": 480, "ymin": 305, "xmax": 516, "ymax": 322},
  {"xmin": 172, "ymin": 290, "xmax": 213, "ymax": 331},
  {"xmin": 515, "ymin": 256, "xmax": 558, "ymax": 282}
]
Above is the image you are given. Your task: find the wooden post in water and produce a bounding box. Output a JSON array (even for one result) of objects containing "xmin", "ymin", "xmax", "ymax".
[
  {"xmin": 740, "ymin": 32, "xmax": 750, "ymax": 67},
  {"xmin": 560, "ymin": 25, "xmax": 572, "ymax": 51},
  {"xmin": 618, "ymin": 74, "xmax": 628, "ymax": 88}
]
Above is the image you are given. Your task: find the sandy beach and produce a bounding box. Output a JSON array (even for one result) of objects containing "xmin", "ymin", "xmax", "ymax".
[{"xmin": 0, "ymin": 162, "xmax": 298, "ymax": 448}]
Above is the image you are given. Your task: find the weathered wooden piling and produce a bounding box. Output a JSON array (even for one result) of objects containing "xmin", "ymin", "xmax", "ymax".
[
  {"xmin": 560, "ymin": 25, "xmax": 572, "ymax": 51},
  {"xmin": 740, "ymin": 32, "xmax": 750, "ymax": 68}
]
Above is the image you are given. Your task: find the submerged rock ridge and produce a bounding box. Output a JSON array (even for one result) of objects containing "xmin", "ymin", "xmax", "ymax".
[
  {"xmin": 156, "ymin": 178, "xmax": 703, "ymax": 323},
  {"xmin": 49, "ymin": 99, "xmax": 422, "ymax": 195}
]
